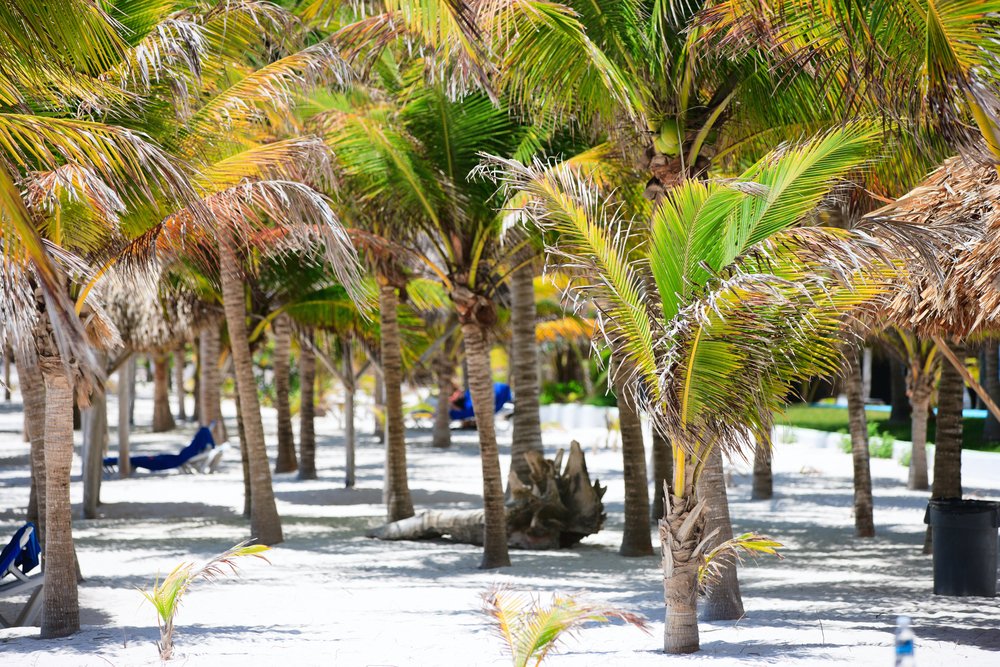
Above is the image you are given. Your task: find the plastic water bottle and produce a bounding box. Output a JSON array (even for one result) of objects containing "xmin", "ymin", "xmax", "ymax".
[{"xmin": 895, "ymin": 615, "xmax": 915, "ymax": 666}]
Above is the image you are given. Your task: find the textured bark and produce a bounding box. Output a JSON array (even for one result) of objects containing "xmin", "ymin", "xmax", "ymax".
[
  {"xmin": 432, "ymin": 349, "xmax": 453, "ymax": 449},
  {"xmin": 751, "ymin": 433, "xmax": 773, "ymax": 501},
  {"xmin": 888, "ymin": 357, "xmax": 911, "ymax": 424},
  {"xmin": 82, "ymin": 385, "xmax": 107, "ymax": 520},
  {"xmin": 932, "ymin": 343, "xmax": 964, "ymax": 501},
  {"xmin": 373, "ymin": 442, "xmax": 605, "ymax": 548},
  {"xmin": 462, "ymin": 321, "xmax": 510, "ymax": 569},
  {"xmin": 3, "ymin": 344, "xmax": 10, "ymax": 401},
  {"xmin": 151, "ymin": 352, "xmax": 176, "ymax": 432},
  {"xmin": 372, "ymin": 371, "xmax": 385, "ymax": 443},
  {"xmin": 697, "ymin": 448, "xmax": 744, "ymax": 621},
  {"xmin": 272, "ymin": 314, "xmax": 297, "ymax": 473},
  {"xmin": 660, "ymin": 494, "xmax": 701, "ymax": 654},
  {"xmin": 174, "ymin": 343, "xmax": 187, "ymax": 422},
  {"xmin": 235, "ymin": 393, "xmax": 251, "ymax": 518},
  {"xmin": 192, "ymin": 337, "xmax": 201, "ymax": 424},
  {"xmin": 41, "ymin": 368, "xmax": 79, "ymax": 638},
  {"xmin": 614, "ymin": 370, "xmax": 653, "ymax": 556},
  {"xmin": 343, "ymin": 341, "xmax": 356, "ymax": 488},
  {"xmin": 117, "ymin": 357, "xmax": 133, "ymax": 478},
  {"xmin": 21, "ymin": 357, "xmax": 46, "ymax": 547},
  {"xmin": 846, "ymin": 347, "xmax": 875, "ymax": 538},
  {"xmin": 509, "ymin": 263, "xmax": 544, "ymax": 481},
  {"xmin": 908, "ymin": 390, "xmax": 931, "ymax": 491},
  {"xmin": 984, "ymin": 341, "xmax": 1000, "ymax": 443},
  {"xmin": 297, "ymin": 331, "xmax": 317, "ymax": 480},
  {"xmin": 380, "ymin": 283, "xmax": 414, "ymax": 522},
  {"xmin": 199, "ymin": 323, "xmax": 227, "ymax": 444},
  {"xmin": 219, "ymin": 233, "xmax": 283, "ymax": 546},
  {"xmin": 650, "ymin": 429, "xmax": 672, "ymax": 522},
  {"xmin": 926, "ymin": 342, "xmax": 966, "ymax": 554}
]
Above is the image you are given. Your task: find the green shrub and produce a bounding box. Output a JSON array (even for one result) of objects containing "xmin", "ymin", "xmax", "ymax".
[
  {"xmin": 839, "ymin": 423, "xmax": 895, "ymax": 458},
  {"xmin": 540, "ymin": 381, "xmax": 584, "ymax": 405},
  {"xmin": 900, "ymin": 450, "xmax": 911, "ymax": 467}
]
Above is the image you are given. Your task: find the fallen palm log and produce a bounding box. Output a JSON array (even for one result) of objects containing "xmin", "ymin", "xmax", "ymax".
[{"xmin": 368, "ymin": 441, "xmax": 606, "ymax": 549}]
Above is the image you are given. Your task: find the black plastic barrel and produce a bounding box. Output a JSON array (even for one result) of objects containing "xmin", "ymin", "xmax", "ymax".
[{"xmin": 924, "ymin": 499, "xmax": 1000, "ymax": 597}]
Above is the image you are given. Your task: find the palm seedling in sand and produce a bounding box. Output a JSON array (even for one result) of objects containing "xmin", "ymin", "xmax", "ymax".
[{"xmin": 140, "ymin": 542, "xmax": 271, "ymax": 661}]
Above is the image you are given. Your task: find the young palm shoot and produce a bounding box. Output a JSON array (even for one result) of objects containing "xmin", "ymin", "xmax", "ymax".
[
  {"xmin": 139, "ymin": 542, "xmax": 271, "ymax": 660},
  {"xmin": 482, "ymin": 586, "xmax": 649, "ymax": 667}
]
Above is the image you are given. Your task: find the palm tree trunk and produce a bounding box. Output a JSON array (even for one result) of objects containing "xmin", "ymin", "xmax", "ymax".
[
  {"xmin": 461, "ymin": 321, "xmax": 510, "ymax": 569},
  {"xmin": 272, "ymin": 314, "xmax": 297, "ymax": 473},
  {"xmin": 151, "ymin": 351, "xmax": 176, "ymax": 432},
  {"xmin": 932, "ymin": 342, "xmax": 965, "ymax": 500},
  {"xmin": 174, "ymin": 343, "xmax": 187, "ymax": 422},
  {"xmin": 908, "ymin": 388, "xmax": 931, "ymax": 491},
  {"xmin": 219, "ymin": 233, "xmax": 283, "ymax": 546},
  {"xmin": 697, "ymin": 447, "xmax": 744, "ymax": 621},
  {"xmin": 81, "ymin": 383, "xmax": 107, "ymax": 520},
  {"xmin": 20, "ymin": 355, "xmax": 46, "ymax": 547},
  {"xmin": 660, "ymin": 493, "xmax": 700, "ymax": 654},
  {"xmin": 373, "ymin": 370, "xmax": 385, "ymax": 442},
  {"xmin": 343, "ymin": 339, "xmax": 356, "ymax": 488},
  {"xmin": 614, "ymin": 369, "xmax": 653, "ymax": 556},
  {"xmin": 379, "ymin": 283, "xmax": 414, "ymax": 522},
  {"xmin": 432, "ymin": 348, "xmax": 453, "ymax": 449},
  {"xmin": 888, "ymin": 357, "xmax": 911, "ymax": 424},
  {"xmin": 650, "ymin": 429, "xmax": 672, "ymax": 522},
  {"xmin": 509, "ymin": 263, "xmax": 544, "ymax": 481},
  {"xmin": 846, "ymin": 347, "xmax": 875, "ymax": 538},
  {"xmin": 751, "ymin": 432, "xmax": 773, "ymax": 500},
  {"xmin": 297, "ymin": 330, "xmax": 318, "ymax": 480},
  {"xmin": 199, "ymin": 322, "xmax": 227, "ymax": 444},
  {"xmin": 3, "ymin": 344, "xmax": 11, "ymax": 401},
  {"xmin": 234, "ymin": 393, "xmax": 251, "ymax": 517},
  {"xmin": 118, "ymin": 357, "xmax": 133, "ymax": 478},
  {"xmin": 40, "ymin": 364, "xmax": 79, "ymax": 638},
  {"xmin": 192, "ymin": 337, "xmax": 201, "ymax": 424},
  {"xmin": 983, "ymin": 340, "xmax": 1000, "ymax": 443}
]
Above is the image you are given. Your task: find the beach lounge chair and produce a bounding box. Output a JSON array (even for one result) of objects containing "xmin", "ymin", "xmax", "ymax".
[
  {"xmin": 0, "ymin": 522, "xmax": 43, "ymax": 628},
  {"xmin": 449, "ymin": 383, "xmax": 514, "ymax": 422},
  {"xmin": 103, "ymin": 426, "xmax": 220, "ymax": 475}
]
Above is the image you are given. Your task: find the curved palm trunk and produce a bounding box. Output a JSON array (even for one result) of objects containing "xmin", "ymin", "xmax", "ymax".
[
  {"xmin": 40, "ymin": 365, "xmax": 79, "ymax": 638},
  {"xmin": 297, "ymin": 331, "xmax": 317, "ymax": 480},
  {"xmin": 908, "ymin": 387, "xmax": 931, "ymax": 491},
  {"xmin": 751, "ymin": 432, "xmax": 773, "ymax": 500},
  {"xmin": 174, "ymin": 343, "xmax": 187, "ymax": 422},
  {"xmin": 697, "ymin": 447, "xmax": 744, "ymax": 621},
  {"xmin": 219, "ymin": 234, "xmax": 283, "ymax": 546},
  {"xmin": 509, "ymin": 263, "xmax": 544, "ymax": 481},
  {"xmin": 272, "ymin": 314, "xmax": 297, "ymax": 474},
  {"xmin": 82, "ymin": 385, "xmax": 106, "ymax": 520},
  {"xmin": 660, "ymin": 491, "xmax": 701, "ymax": 654},
  {"xmin": 199, "ymin": 323, "xmax": 226, "ymax": 444},
  {"xmin": 118, "ymin": 357, "xmax": 133, "ymax": 478},
  {"xmin": 343, "ymin": 340, "xmax": 356, "ymax": 488},
  {"xmin": 461, "ymin": 321, "xmax": 510, "ymax": 569},
  {"xmin": 846, "ymin": 347, "xmax": 875, "ymax": 538},
  {"xmin": 614, "ymin": 370, "xmax": 653, "ymax": 556},
  {"xmin": 927, "ymin": 342, "xmax": 965, "ymax": 553},
  {"xmin": 888, "ymin": 357, "xmax": 911, "ymax": 424},
  {"xmin": 432, "ymin": 349, "xmax": 453, "ymax": 449},
  {"xmin": 151, "ymin": 351, "xmax": 176, "ymax": 432},
  {"xmin": 984, "ymin": 340, "xmax": 1000, "ymax": 443},
  {"xmin": 650, "ymin": 429, "xmax": 672, "ymax": 522},
  {"xmin": 20, "ymin": 356, "xmax": 46, "ymax": 546},
  {"xmin": 379, "ymin": 283, "xmax": 414, "ymax": 522}
]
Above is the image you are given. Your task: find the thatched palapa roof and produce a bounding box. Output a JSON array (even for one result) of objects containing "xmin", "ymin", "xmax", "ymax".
[{"xmin": 865, "ymin": 155, "xmax": 1000, "ymax": 338}]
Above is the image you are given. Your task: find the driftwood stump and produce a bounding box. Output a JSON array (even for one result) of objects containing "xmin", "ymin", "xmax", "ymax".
[{"xmin": 368, "ymin": 441, "xmax": 606, "ymax": 549}]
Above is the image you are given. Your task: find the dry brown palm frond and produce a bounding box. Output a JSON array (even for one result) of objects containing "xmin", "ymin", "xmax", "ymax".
[{"xmin": 864, "ymin": 153, "xmax": 1000, "ymax": 337}]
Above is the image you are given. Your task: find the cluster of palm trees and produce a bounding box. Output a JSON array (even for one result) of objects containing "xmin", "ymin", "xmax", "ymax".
[{"xmin": 5, "ymin": 0, "xmax": 1000, "ymax": 657}]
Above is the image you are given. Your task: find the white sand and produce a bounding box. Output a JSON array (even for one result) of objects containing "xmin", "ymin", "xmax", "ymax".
[{"xmin": 2, "ymin": 385, "xmax": 999, "ymax": 666}]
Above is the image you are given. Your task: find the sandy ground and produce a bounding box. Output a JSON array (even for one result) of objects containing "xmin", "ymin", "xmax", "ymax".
[{"xmin": 1, "ymin": 383, "xmax": 999, "ymax": 666}]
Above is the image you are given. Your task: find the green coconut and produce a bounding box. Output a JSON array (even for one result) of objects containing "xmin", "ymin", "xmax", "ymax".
[{"xmin": 653, "ymin": 118, "xmax": 681, "ymax": 156}]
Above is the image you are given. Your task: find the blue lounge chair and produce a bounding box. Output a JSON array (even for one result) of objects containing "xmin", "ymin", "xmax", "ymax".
[
  {"xmin": 103, "ymin": 426, "xmax": 219, "ymax": 474},
  {"xmin": 449, "ymin": 382, "xmax": 514, "ymax": 421},
  {"xmin": 0, "ymin": 522, "xmax": 43, "ymax": 628}
]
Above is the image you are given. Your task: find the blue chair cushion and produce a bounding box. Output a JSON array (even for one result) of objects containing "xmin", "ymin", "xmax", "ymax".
[{"xmin": 0, "ymin": 523, "xmax": 40, "ymax": 579}]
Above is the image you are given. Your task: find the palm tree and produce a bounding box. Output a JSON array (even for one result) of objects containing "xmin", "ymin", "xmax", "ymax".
[
  {"xmin": 272, "ymin": 313, "xmax": 298, "ymax": 474},
  {"xmin": 883, "ymin": 329, "xmax": 939, "ymax": 491},
  {"xmin": 489, "ymin": 127, "xmax": 897, "ymax": 652},
  {"xmin": 845, "ymin": 345, "xmax": 875, "ymax": 538}
]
